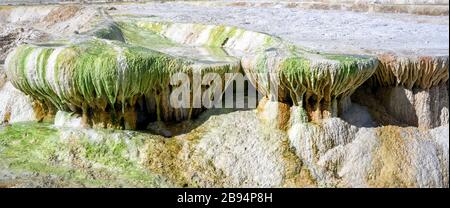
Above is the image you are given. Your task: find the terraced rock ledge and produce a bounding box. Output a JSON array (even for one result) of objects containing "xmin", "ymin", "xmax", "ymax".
[
  {"xmin": 0, "ymin": 3, "xmax": 448, "ymax": 188},
  {"xmin": 4, "ymin": 16, "xmax": 381, "ymax": 129}
]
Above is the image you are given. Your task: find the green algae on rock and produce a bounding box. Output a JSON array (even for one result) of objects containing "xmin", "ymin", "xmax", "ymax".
[
  {"xmin": 0, "ymin": 122, "xmax": 175, "ymax": 187},
  {"xmin": 5, "ymin": 22, "xmax": 241, "ymax": 129},
  {"xmin": 242, "ymin": 48, "xmax": 378, "ymax": 122},
  {"xmin": 110, "ymin": 19, "xmax": 379, "ymax": 123},
  {"xmin": 5, "ymin": 18, "xmax": 379, "ymax": 128},
  {"xmin": 0, "ymin": 4, "xmax": 448, "ymax": 189}
]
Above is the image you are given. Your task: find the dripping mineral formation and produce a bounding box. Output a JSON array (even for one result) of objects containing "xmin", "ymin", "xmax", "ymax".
[
  {"xmin": 4, "ymin": 19, "xmax": 379, "ymax": 129},
  {"xmin": 0, "ymin": 1, "xmax": 448, "ymax": 188}
]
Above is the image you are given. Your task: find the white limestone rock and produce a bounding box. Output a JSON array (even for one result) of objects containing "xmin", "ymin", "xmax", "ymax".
[
  {"xmin": 376, "ymin": 84, "xmax": 449, "ymax": 129},
  {"xmin": 288, "ymin": 117, "xmax": 449, "ymax": 187},
  {"xmin": 54, "ymin": 111, "xmax": 85, "ymax": 128},
  {"xmin": 0, "ymin": 81, "xmax": 38, "ymax": 124}
]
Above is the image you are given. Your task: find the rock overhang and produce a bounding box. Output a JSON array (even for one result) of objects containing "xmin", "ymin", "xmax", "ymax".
[
  {"xmin": 4, "ymin": 15, "xmax": 447, "ymax": 128},
  {"xmin": 0, "ymin": 2, "xmax": 449, "ymax": 188},
  {"xmin": 119, "ymin": 19, "xmax": 380, "ymax": 117},
  {"xmin": 368, "ymin": 53, "xmax": 449, "ymax": 89}
]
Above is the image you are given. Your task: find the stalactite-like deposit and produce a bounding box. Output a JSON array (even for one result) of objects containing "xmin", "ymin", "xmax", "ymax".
[
  {"xmin": 359, "ymin": 53, "xmax": 449, "ymax": 128},
  {"xmin": 368, "ymin": 53, "xmax": 449, "ymax": 89},
  {"xmin": 4, "ymin": 18, "xmax": 383, "ymax": 128},
  {"xmin": 242, "ymin": 49, "xmax": 378, "ymax": 123},
  {"xmin": 4, "ymin": 22, "xmax": 241, "ymax": 129},
  {"xmin": 128, "ymin": 20, "xmax": 379, "ymax": 123}
]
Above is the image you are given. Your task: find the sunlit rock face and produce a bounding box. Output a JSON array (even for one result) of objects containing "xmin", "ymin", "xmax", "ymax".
[
  {"xmin": 0, "ymin": 66, "xmax": 45, "ymax": 124},
  {"xmin": 0, "ymin": 82, "xmax": 42, "ymax": 124},
  {"xmin": 361, "ymin": 54, "xmax": 450, "ymax": 129},
  {"xmin": 0, "ymin": 3, "xmax": 448, "ymax": 188},
  {"xmin": 370, "ymin": 54, "xmax": 448, "ymax": 90},
  {"xmin": 127, "ymin": 20, "xmax": 378, "ymax": 124},
  {"xmin": 244, "ymin": 52, "xmax": 378, "ymax": 123},
  {"xmin": 283, "ymin": 52, "xmax": 449, "ymax": 187},
  {"xmin": 4, "ymin": 17, "xmax": 380, "ymax": 129},
  {"xmin": 4, "ymin": 21, "xmax": 242, "ymax": 129},
  {"xmin": 256, "ymin": 53, "xmax": 449, "ymax": 130},
  {"xmin": 287, "ymin": 115, "xmax": 449, "ymax": 187}
]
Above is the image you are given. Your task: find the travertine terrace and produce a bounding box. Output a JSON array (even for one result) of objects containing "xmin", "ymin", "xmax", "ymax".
[{"xmin": 0, "ymin": 0, "xmax": 448, "ymax": 188}]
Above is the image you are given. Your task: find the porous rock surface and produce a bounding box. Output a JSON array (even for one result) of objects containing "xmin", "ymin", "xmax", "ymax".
[
  {"xmin": 4, "ymin": 13, "xmax": 379, "ymax": 126},
  {"xmin": 0, "ymin": 2, "xmax": 448, "ymax": 187},
  {"xmin": 106, "ymin": 1, "xmax": 449, "ymax": 128}
]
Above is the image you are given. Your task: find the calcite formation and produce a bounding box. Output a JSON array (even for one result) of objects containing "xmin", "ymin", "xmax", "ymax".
[
  {"xmin": 2, "ymin": 13, "xmax": 448, "ymax": 131},
  {"xmin": 243, "ymin": 50, "xmax": 377, "ymax": 123},
  {"xmin": 288, "ymin": 118, "xmax": 449, "ymax": 187},
  {"xmin": 5, "ymin": 20, "xmax": 241, "ymax": 129},
  {"xmin": 0, "ymin": 3, "xmax": 448, "ymax": 188},
  {"xmin": 369, "ymin": 54, "xmax": 448, "ymax": 89},
  {"xmin": 128, "ymin": 20, "xmax": 378, "ymax": 123},
  {"xmin": 364, "ymin": 54, "xmax": 449, "ymax": 128},
  {"xmin": 4, "ymin": 17, "xmax": 380, "ymax": 129}
]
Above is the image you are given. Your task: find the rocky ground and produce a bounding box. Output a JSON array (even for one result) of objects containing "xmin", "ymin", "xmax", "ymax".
[
  {"xmin": 0, "ymin": 1, "xmax": 448, "ymax": 187},
  {"xmin": 110, "ymin": 1, "xmax": 448, "ymax": 56}
]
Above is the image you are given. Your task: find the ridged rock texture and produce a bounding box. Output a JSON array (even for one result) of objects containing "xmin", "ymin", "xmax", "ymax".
[
  {"xmin": 4, "ymin": 17, "xmax": 380, "ymax": 129},
  {"xmin": 4, "ymin": 21, "xmax": 242, "ymax": 129},
  {"xmin": 0, "ymin": 4, "xmax": 448, "ymax": 188},
  {"xmin": 126, "ymin": 20, "xmax": 379, "ymax": 123},
  {"xmin": 288, "ymin": 118, "xmax": 449, "ymax": 187},
  {"xmin": 364, "ymin": 54, "xmax": 449, "ymax": 129}
]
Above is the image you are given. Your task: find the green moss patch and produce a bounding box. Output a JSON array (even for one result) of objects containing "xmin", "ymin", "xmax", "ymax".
[{"xmin": 0, "ymin": 122, "xmax": 174, "ymax": 187}]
